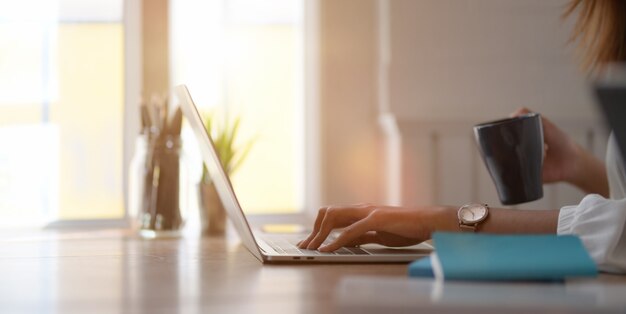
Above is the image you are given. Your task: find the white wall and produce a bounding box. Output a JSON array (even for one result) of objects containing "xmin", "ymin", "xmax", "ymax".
[
  {"xmin": 317, "ymin": 0, "xmax": 604, "ymax": 209},
  {"xmin": 386, "ymin": 0, "xmax": 594, "ymax": 121},
  {"xmin": 318, "ymin": 0, "xmax": 383, "ymax": 206}
]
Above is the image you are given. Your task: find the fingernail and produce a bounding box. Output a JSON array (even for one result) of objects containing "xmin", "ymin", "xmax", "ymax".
[{"xmin": 318, "ymin": 246, "xmax": 328, "ymax": 252}]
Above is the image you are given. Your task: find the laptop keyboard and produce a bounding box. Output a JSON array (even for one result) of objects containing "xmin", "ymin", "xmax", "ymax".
[{"xmin": 264, "ymin": 237, "xmax": 370, "ymax": 256}]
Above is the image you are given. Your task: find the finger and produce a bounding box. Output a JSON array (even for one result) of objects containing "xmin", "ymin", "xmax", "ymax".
[
  {"xmin": 509, "ymin": 107, "xmax": 532, "ymax": 118},
  {"xmin": 343, "ymin": 231, "xmax": 379, "ymax": 247},
  {"xmin": 306, "ymin": 206, "xmax": 371, "ymax": 249},
  {"xmin": 318, "ymin": 216, "xmax": 374, "ymax": 252},
  {"xmin": 299, "ymin": 207, "xmax": 329, "ymax": 248},
  {"xmin": 335, "ymin": 231, "xmax": 421, "ymax": 249},
  {"xmin": 306, "ymin": 211, "xmax": 337, "ymax": 250},
  {"xmin": 298, "ymin": 207, "xmax": 328, "ymax": 248}
]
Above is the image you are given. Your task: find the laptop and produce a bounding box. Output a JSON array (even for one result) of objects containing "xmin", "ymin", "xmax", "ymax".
[{"xmin": 175, "ymin": 84, "xmax": 432, "ymax": 263}]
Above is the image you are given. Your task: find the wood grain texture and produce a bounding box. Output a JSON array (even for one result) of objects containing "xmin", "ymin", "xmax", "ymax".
[
  {"xmin": 0, "ymin": 229, "xmax": 623, "ymax": 313},
  {"xmin": 0, "ymin": 230, "xmax": 406, "ymax": 313}
]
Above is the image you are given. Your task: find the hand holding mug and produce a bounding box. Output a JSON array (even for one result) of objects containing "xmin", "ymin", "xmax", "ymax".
[
  {"xmin": 509, "ymin": 108, "xmax": 580, "ymax": 184},
  {"xmin": 508, "ymin": 108, "xmax": 609, "ymax": 197}
]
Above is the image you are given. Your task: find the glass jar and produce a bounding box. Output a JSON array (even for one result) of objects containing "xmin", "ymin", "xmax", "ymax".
[
  {"xmin": 128, "ymin": 135, "xmax": 189, "ymax": 238},
  {"xmin": 128, "ymin": 135, "xmax": 148, "ymax": 231}
]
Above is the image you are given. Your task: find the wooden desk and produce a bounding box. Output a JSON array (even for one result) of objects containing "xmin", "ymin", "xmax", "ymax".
[
  {"xmin": 1, "ymin": 229, "xmax": 624, "ymax": 313},
  {"xmin": 0, "ymin": 229, "xmax": 405, "ymax": 313}
]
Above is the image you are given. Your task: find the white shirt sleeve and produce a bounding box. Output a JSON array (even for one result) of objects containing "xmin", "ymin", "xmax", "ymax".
[
  {"xmin": 557, "ymin": 134, "xmax": 626, "ymax": 273},
  {"xmin": 558, "ymin": 195, "xmax": 626, "ymax": 273}
]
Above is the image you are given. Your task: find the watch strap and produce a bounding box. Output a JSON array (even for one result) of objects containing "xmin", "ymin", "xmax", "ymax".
[{"xmin": 458, "ymin": 223, "xmax": 477, "ymax": 232}]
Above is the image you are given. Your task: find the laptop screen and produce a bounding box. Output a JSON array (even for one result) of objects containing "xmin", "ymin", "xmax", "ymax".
[{"xmin": 175, "ymin": 84, "xmax": 263, "ymax": 261}]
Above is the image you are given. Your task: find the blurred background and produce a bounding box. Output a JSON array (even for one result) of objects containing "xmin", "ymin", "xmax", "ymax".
[{"xmin": 0, "ymin": 0, "xmax": 604, "ymax": 228}]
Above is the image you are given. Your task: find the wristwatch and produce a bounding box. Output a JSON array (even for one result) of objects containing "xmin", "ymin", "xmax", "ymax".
[{"xmin": 457, "ymin": 203, "xmax": 489, "ymax": 232}]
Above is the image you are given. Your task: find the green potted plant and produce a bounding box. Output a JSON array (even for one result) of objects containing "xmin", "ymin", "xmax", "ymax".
[{"xmin": 199, "ymin": 113, "xmax": 255, "ymax": 236}]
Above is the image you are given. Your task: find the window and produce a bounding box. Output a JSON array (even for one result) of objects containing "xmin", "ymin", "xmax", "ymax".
[
  {"xmin": 0, "ymin": 0, "xmax": 124, "ymax": 226},
  {"xmin": 171, "ymin": 0, "xmax": 304, "ymax": 214}
]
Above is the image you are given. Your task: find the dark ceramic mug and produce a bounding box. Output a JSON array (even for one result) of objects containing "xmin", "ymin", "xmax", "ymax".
[{"xmin": 474, "ymin": 113, "xmax": 544, "ymax": 205}]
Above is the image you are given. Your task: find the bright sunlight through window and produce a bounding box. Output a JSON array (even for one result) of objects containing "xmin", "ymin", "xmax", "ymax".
[
  {"xmin": 0, "ymin": 0, "xmax": 124, "ymax": 226},
  {"xmin": 171, "ymin": 0, "xmax": 304, "ymax": 214}
]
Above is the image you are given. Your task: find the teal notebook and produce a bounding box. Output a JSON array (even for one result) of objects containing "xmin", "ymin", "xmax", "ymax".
[
  {"xmin": 409, "ymin": 232, "xmax": 597, "ymax": 281},
  {"xmin": 407, "ymin": 256, "xmax": 434, "ymax": 278}
]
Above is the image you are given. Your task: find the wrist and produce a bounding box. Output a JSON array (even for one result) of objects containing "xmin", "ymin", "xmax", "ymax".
[
  {"xmin": 567, "ymin": 142, "xmax": 589, "ymax": 185},
  {"xmin": 568, "ymin": 144, "xmax": 608, "ymax": 195},
  {"xmin": 424, "ymin": 206, "xmax": 458, "ymax": 237}
]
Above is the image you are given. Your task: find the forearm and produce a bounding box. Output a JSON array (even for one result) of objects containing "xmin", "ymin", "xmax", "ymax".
[
  {"xmin": 569, "ymin": 145, "xmax": 609, "ymax": 197},
  {"xmin": 429, "ymin": 206, "xmax": 559, "ymax": 235}
]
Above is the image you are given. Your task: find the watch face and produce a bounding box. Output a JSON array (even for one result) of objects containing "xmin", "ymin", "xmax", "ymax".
[{"xmin": 458, "ymin": 204, "xmax": 488, "ymax": 224}]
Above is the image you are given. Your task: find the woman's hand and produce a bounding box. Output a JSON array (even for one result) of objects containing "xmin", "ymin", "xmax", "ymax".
[
  {"xmin": 298, "ymin": 203, "xmax": 560, "ymax": 252},
  {"xmin": 297, "ymin": 204, "xmax": 454, "ymax": 252},
  {"xmin": 510, "ymin": 108, "xmax": 579, "ymax": 184},
  {"xmin": 510, "ymin": 108, "xmax": 608, "ymax": 196}
]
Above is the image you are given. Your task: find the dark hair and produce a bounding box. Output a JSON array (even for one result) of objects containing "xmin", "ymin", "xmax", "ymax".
[{"xmin": 564, "ymin": 0, "xmax": 626, "ymax": 71}]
